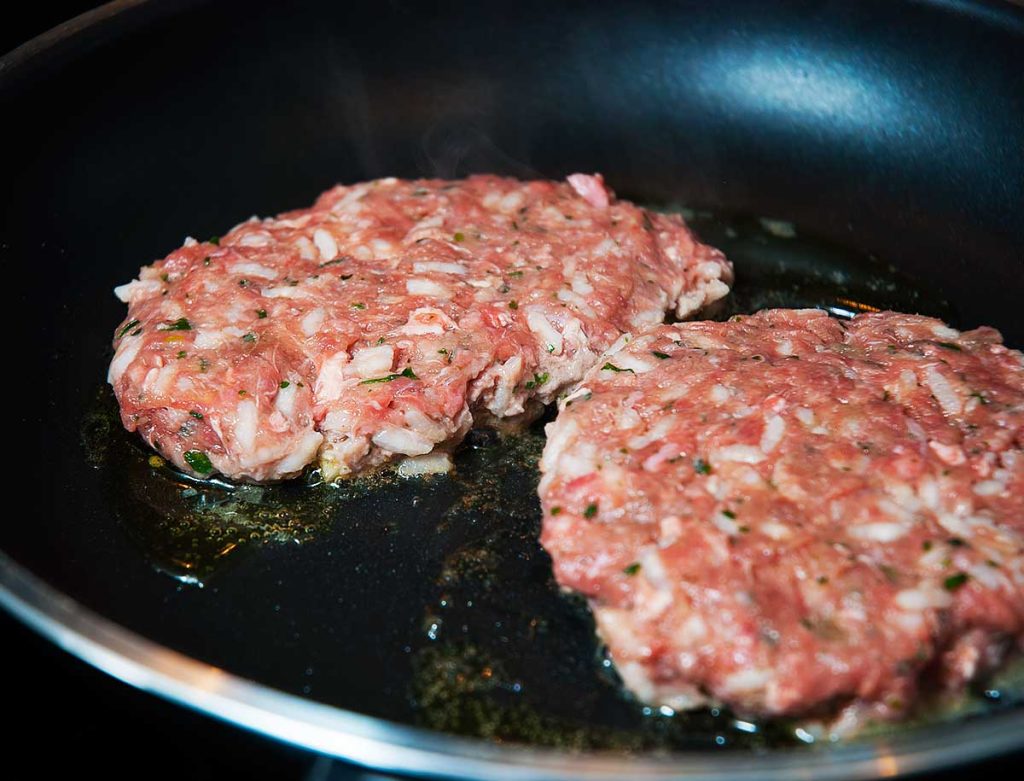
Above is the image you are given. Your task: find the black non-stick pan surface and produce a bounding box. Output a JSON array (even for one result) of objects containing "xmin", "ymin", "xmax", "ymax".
[{"xmin": 3, "ymin": 1, "xmax": 1023, "ymax": 778}]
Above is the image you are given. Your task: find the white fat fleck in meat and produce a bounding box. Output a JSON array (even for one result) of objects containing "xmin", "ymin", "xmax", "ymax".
[
  {"xmin": 659, "ymin": 515, "xmax": 684, "ymax": 547},
  {"xmin": 412, "ymin": 261, "xmax": 467, "ymax": 275},
  {"xmin": 567, "ymin": 172, "xmax": 611, "ymax": 208},
  {"xmin": 560, "ymin": 386, "xmax": 592, "ymax": 407},
  {"xmin": 628, "ymin": 417, "xmax": 676, "ymax": 450},
  {"xmin": 108, "ymin": 337, "xmax": 143, "ymax": 383},
  {"xmin": 484, "ymin": 354, "xmax": 526, "ymax": 416},
  {"xmin": 349, "ymin": 345, "xmax": 395, "ymax": 378},
  {"xmin": 795, "ymin": 407, "xmax": 815, "ymax": 426},
  {"xmin": 712, "ymin": 444, "xmax": 766, "ymax": 465},
  {"xmin": 399, "ymin": 307, "xmax": 456, "ymax": 336},
  {"xmin": 931, "ymin": 324, "xmax": 961, "ymax": 339},
  {"xmin": 973, "ymin": 480, "xmax": 1005, "ymax": 497},
  {"xmin": 713, "ymin": 511, "xmax": 741, "ymax": 536},
  {"xmin": 397, "ymin": 451, "xmax": 453, "ymax": 477},
  {"xmin": 139, "ymin": 365, "xmax": 171, "ymax": 396},
  {"xmin": 929, "ymin": 440, "xmax": 966, "ymax": 465},
  {"xmin": 571, "ymin": 272, "xmax": 594, "ymax": 295},
  {"xmin": 275, "ymin": 381, "xmax": 297, "ymax": 417},
  {"xmin": 294, "ymin": 236, "xmax": 317, "ymax": 260},
  {"xmin": 402, "ymin": 407, "xmax": 447, "ymax": 442},
  {"xmin": 895, "ymin": 586, "xmax": 954, "ymax": 611},
  {"xmin": 238, "ymin": 232, "xmax": 272, "ymax": 247},
  {"xmin": 923, "ymin": 366, "xmax": 963, "ymax": 416},
  {"xmin": 262, "ymin": 285, "xmax": 309, "ymax": 299},
  {"xmin": 315, "ymin": 351, "xmax": 350, "ymax": 403},
  {"xmin": 709, "ymin": 384, "xmax": 730, "ymax": 403},
  {"xmin": 602, "ymin": 332, "xmax": 633, "ymax": 358},
  {"xmin": 234, "ymin": 399, "xmax": 259, "ymax": 455},
  {"xmin": 526, "ymin": 309, "xmax": 564, "ymax": 355},
  {"xmin": 849, "ymin": 522, "xmax": 908, "ymax": 542},
  {"xmin": 313, "ymin": 228, "xmax": 339, "ymax": 261},
  {"xmin": 556, "ymin": 287, "xmax": 597, "ymax": 318},
  {"xmin": 275, "ymin": 431, "xmax": 325, "ymax": 475},
  {"xmin": 193, "ymin": 330, "xmax": 225, "ymax": 350},
  {"xmin": 722, "ymin": 668, "xmax": 772, "ymax": 694},
  {"xmin": 406, "ymin": 278, "xmax": 452, "ymax": 299},
  {"xmin": 231, "ymin": 262, "xmax": 278, "ymax": 279},
  {"xmin": 611, "ymin": 354, "xmax": 656, "ymax": 374},
  {"xmin": 762, "ymin": 522, "xmax": 792, "ymax": 540},
  {"xmin": 371, "ymin": 427, "xmax": 434, "ymax": 456},
  {"xmin": 300, "ymin": 307, "xmax": 326, "ymax": 337},
  {"xmin": 760, "ymin": 414, "xmax": 786, "ymax": 453},
  {"xmin": 591, "ymin": 238, "xmax": 618, "ymax": 258},
  {"xmin": 114, "ymin": 279, "xmax": 162, "ymax": 303},
  {"xmin": 370, "ymin": 238, "xmax": 395, "ymax": 256},
  {"xmin": 643, "ymin": 442, "xmax": 681, "ymax": 472}
]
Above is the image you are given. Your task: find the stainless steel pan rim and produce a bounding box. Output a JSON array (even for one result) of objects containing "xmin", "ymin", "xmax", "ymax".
[{"xmin": 3, "ymin": 551, "xmax": 1022, "ymax": 780}]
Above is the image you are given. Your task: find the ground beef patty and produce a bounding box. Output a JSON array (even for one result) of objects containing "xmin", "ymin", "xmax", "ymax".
[
  {"xmin": 539, "ymin": 309, "xmax": 1024, "ymax": 721},
  {"xmin": 109, "ymin": 174, "xmax": 731, "ymax": 481}
]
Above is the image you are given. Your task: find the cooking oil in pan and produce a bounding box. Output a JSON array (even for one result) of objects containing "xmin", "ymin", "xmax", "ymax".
[{"xmin": 82, "ymin": 210, "xmax": 1018, "ymax": 750}]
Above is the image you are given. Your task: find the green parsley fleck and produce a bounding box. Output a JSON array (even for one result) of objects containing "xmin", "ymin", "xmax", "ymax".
[
  {"xmin": 208, "ymin": 235, "xmax": 220, "ymax": 246},
  {"xmin": 256, "ymin": 309, "xmax": 267, "ymax": 319},
  {"xmin": 601, "ymin": 362, "xmax": 634, "ymax": 373},
  {"xmin": 159, "ymin": 317, "xmax": 192, "ymax": 331},
  {"xmin": 652, "ymin": 351, "xmax": 671, "ymax": 360},
  {"xmin": 189, "ymin": 410, "xmax": 203, "ymax": 420},
  {"xmin": 694, "ymin": 458, "xmax": 712, "ymax": 475},
  {"xmin": 722, "ymin": 509, "xmax": 737, "ymax": 519},
  {"xmin": 453, "ymin": 232, "xmax": 465, "ymax": 242},
  {"xmin": 176, "ymin": 350, "xmax": 187, "ymax": 359},
  {"xmin": 969, "ymin": 391, "xmax": 989, "ymax": 405},
  {"xmin": 508, "ymin": 299, "xmax": 519, "ymax": 310},
  {"xmin": 922, "ymin": 540, "xmax": 933, "ymax": 552},
  {"xmin": 524, "ymin": 372, "xmax": 549, "ymax": 390},
  {"xmin": 279, "ymin": 380, "xmax": 290, "ymax": 389},
  {"xmin": 550, "ymin": 506, "xmax": 562, "ymax": 516},
  {"xmin": 623, "ymin": 562, "xmax": 641, "ymax": 576},
  {"xmin": 359, "ymin": 367, "xmax": 419, "ymax": 385},
  {"xmin": 352, "ymin": 302, "xmax": 366, "ymax": 310},
  {"xmin": 508, "ymin": 270, "xmax": 524, "ymax": 278},
  {"xmin": 238, "ymin": 279, "xmax": 250, "ymax": 287},
  {"xmin": 183, "ymin": 450, "xmax": 214, "ymax": 474},
  {"xmin": 242, "ymin": 332, "xmax": 257, "ymax": 343},
  {"xmin": 936, "ymin": 341, "xmax": 962, "ymax": 352},
  {"xmin": 878, "ymin": 564, "xmax": 900, "ymax": 583},
  {"xmin": 160, "ymin": 272, "xmax": 170, "ymax": 283},
  {"xmin": 546, "ymin": 343, "xmax": 556, "ymax": 353},
  {"xmin": 117, "ymin": 319, "xmax": 141, "ymax": 338},
  {"xmin": 583, "ymin": 503, "xmax": 598, "ymax": 519},
  {"xmin": 943, "ymin": 572, "xmax": 969, "ymax": 591}
]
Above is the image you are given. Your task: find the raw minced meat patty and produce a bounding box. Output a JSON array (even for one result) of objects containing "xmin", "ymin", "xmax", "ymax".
[
  {"xmin": 538, "ymin": 309, "xmax": 1024, "ymax": 720},
  {"xmin": 108, "ymin": 174, "xmax": 731, "ymax": 481}
]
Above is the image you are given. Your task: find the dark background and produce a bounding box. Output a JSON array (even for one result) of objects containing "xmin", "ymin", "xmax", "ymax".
[{"xmin": 4, "ymin": 3, "xmax": 1023, "ymax": 780}]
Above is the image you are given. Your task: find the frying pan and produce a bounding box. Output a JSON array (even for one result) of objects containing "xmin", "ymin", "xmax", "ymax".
[{"xmin": 2, "ymin": 0, "xmax": 1023, "ymax": 778}]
